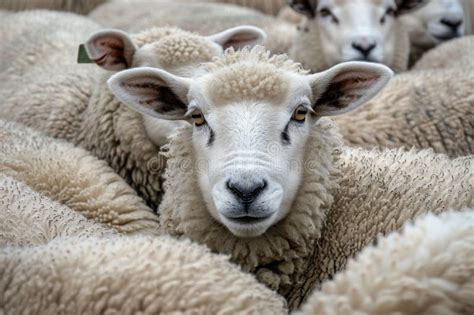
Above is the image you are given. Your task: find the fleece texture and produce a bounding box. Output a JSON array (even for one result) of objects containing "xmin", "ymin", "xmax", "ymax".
[
  {"xmin": 0, "ymin": 120, "xmax": 160, "ymax": 234},
  {"xmin": 298, "ymin": 210, "xmax": 474, "ymax": 315},
  {"xmin": 156, "ymin": 47, "xmax": 474, "ymax": 309},
  {"xmin": 209, "ymin": 0, "xmax": 286, "ymax": 15},
  {"xmin": 0, "ymin": 174, "xmax": 116, "ymax": 246},
  {"xmin": 0, "ymin": 0, "xmax": 106, "ymax": 14},
  {"xmin": 0, "ymin": 179, "xmax": 286, "ymax": 314},
  {"xmin": 90, "ymin": 1, "xmax": 296, "ymax": 54},
  {"xmin": 290, "ymin": 17, "xmax": 410, "ymax": 73},
  {"xmin": 413, "ymin": 35, "xmax": 474, "ymax": 71},
  {"xmin": 334, "ymin": 66, "xmax": 474, "ymax": 158},
  {"xmin": 0, "ymin": 10, "xmax": 101, "ymax": 76},
  {"xmin": 0, "ymin": 235, "xmax": 287, "ymax": 314}
]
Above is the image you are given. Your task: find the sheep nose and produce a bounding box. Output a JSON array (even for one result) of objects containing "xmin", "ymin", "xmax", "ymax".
[
  {"xmin": 351, "ymin": 41, "xmax": 377, "ymax": 58},
  {"xmin": 440, "ymin": 18, "xmax": 463, "ymax": 32},
  {"xmin": 226, "ymin": 180, "xmax": 267, "ymax": 208}
]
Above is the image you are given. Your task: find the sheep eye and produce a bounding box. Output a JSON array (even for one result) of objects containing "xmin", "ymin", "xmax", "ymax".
[
  {"xmin": 380, "ymin": 8, "xmax": 395, "ymax": 24},
  {"xmin": 191, "ymin": 112, "xmax": 206, "ymax": 126},
  {"xmin": 291, "ymin": 106, "xmax": 308, "ymax": 122},
  {"xmin": 319, "ymin": 8, "xmax": 332, "ymax": 17},
  {"xmin": 386, "ymin": 7, "xmax": 396, "ymax": 16}
]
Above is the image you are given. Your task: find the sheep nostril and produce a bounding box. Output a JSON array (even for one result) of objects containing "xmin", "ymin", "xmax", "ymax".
[
  {"xmin": 352, "ymin": 42, "xmax": 377, "ymax": 57},
  {"xmin": 440, "ymin": 18, "xmax": 463, "ymax": 32},
  {"xmin": 226, "ymin": 180, "xmax": 267, "ymax": 205}
]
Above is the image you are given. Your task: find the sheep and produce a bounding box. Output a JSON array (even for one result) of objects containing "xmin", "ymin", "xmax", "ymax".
[
  {"xmin": 0, "ymin": 10, "xmax": 102, "ymax": 76},
  {"xmin": 0, "ymin": 21, "xmax": 266, "ymax": 210},
  {"xmin": 287, "ymin": 0, "xmax": 430, "ymax": 73},
  {"xmin": 413, "ymin": 35, "xmax": 474, "ymax": 71},
  {"xmin": 89, "ymin": 1, "xmax": 296, "ymax": 55},
  {"xmin": 399, "ymin": 0, "xmax": 466, "ymax": 66},
  {"xmin": 0, "ymin": 119, "xmax": 160, "ymax": 234},
  {"xmin": 0, "ymin": 174, "xmax": 286, "ymax": 313},
  {"xmin": 298, "ymin": 210, "xmax": 474, "ymax": 315},
  {"xmin": 0, "ymin": 0, "xmax": 106, "ymax": 14},
  {"xmin": 333, "ymin": 66, "xmax": 474, "ymax": 157},
  {"xmin": 107, "ymin": 46, "xmax": 474, "ymax": 309}
]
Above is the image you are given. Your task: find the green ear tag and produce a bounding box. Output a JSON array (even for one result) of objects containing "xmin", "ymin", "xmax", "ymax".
[{"xmin": 77, "ymin": 44, "xmax": 93, "ymax": 63}]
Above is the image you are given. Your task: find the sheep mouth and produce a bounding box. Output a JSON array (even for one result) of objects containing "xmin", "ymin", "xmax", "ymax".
[{"xmin": 225, "ymin": 215, "xmax": 271, "ymax": 225}]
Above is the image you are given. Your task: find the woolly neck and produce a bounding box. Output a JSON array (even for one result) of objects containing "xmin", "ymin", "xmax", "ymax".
[{"xmin": 159, "ymin": 118, "xmax": 343, "ymax": 293}]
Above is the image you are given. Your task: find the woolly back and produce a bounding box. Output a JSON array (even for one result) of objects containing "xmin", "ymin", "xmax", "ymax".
[{"xmin": 159, "ymin": 118, "xmax": 342, "ymax": 293}]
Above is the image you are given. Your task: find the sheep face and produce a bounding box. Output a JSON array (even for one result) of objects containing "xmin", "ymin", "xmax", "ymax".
[
  {"xmin": 401, "ymin": 0, "xmax": 465, "ymax": 47},
  {"xmin": 84, "ymin": 26, "xmax": 266, "ymax": 147},
  {"xmin": 288, "ymin": 0, "xmax": 428, "ymax": 68},
  {"xmin": 108, "ymin": 50, "xmax": 393, "ymax": 238}
]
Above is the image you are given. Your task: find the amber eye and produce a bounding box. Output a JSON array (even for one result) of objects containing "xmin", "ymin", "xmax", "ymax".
[
  {"xmin": 191, "ymin": 111, "xmax": 206, "ymax": 126},
  {"xmin": 292, "ymin": 106, "xmax": 308, "ymax": 122},
  {"xmin": 319, "ymin": 8, "xmax": 332, "ymax": 17},
  {"xmin": 386, "ymin": 7, "xmax": 396, "ymax": 17},
  {"xmin": 381, "ymin": 7, "xmax": 395, "ymax": 24}
]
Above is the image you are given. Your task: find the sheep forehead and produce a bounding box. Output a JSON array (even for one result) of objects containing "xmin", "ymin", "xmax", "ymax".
[
  {"xmin": 131, "ymin": 28, "xmax": 219, "ymax": 68},
  {"xmin": 203, "ymin": 63, "xmax": 291, "ymax": 106},
  {"xmin": 198, "ymin": 47, "xmax": 307, "ymax": 105}
]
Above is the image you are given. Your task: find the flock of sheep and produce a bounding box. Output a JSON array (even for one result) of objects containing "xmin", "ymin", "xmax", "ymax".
[{"xmin": 0, "ymin": 0, "xmax": 473, "ymax": 314}]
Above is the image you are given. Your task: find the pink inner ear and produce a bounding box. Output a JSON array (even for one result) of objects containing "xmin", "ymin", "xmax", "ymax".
[
  {"xmin": 223, "ymin": 33, "xmax": 259, "ymax": 49},
  {"xmin": 315, "ymin": 71, "xmax": 380, "ymax": 111},
  {"xmin": 121, "ymin": 77, "xmax": 163, "ymax": 100},
  {"xmin": 332, "ymin": 71, "xmax": 380, "ymax": 91},
  {"xmin": 93, "ymin": 37, "xmax": 126, "ymax": 67}
]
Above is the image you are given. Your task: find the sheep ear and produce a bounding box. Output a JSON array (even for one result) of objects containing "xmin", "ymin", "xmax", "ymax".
[
  {"xmin": 395, "ymin": 0, "xmax": 428, "ymax": 14},
  {"xmin": 85, "ymin": 29, "xmax": 138, "ymax": 71},
  {"xmin": 287, "ymin": 0, "xmax": 317, "ymax": 18},
  {"xmin": 309, "ymin": 62, "xmax": 393, "ymax": 116},
  {"xmin": 207, "ymin": 26, "xmax": 267, "ymax": 50},
  {"xmin": 107, "ymin": 67, "xmax": 191, "ymax": 120}
]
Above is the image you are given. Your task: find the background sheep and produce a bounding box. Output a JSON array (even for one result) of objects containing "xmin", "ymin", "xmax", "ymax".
[
  {"xmin": 89, "ymin": 1, "xmax": 296, "ymax": 54},
  {"xmin": 107, "ymin": 47, "xmax": 474, "ymax": 309},
  {"xmin": 413, "ymin": 35, "xmax": 474, "ymax": 71},
  {"xmin": 334, "ymin": 66, "xmax": 474, "ymax": 157},
  {"xmin": 287, "ymin": 0, "xmax": 429, "ymax": 73},
  {"xmin": 0, "ymin": 0, "xmax": 106, "ymax": 14},
  {"xmin": 0, "ymin": 15, "xmax": 266, "ymax": 210},
  {"xmin": 0, "ymin": 119, "xmax": 160, "ymax": 234},
  {"xmin": 298, "ymin": 210, "xmax": 474, "ymax": 315},
  {"xmin": 399, "ymin": 0, "xmax": 467, "ymax": 66},
  {"xmin": 90, "ymin": 0, "xmax": 429, "ymax": 73},
  {"xmin": 0, "ymin": 10, "xmax": 101, "ymax": 76}
]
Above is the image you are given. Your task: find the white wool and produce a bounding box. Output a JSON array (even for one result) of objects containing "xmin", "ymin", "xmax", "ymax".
[
  {"xmin": 299, "ymin": 210, "xmax": 474, "ymax": 315},
  {"xmin": 0, "ymin": 119, "xmax": 160, "ymax": 234}
]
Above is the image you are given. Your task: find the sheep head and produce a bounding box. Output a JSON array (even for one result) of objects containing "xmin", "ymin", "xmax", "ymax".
[
  {"xmin": 108, "ymin": 47, "xmax": 393, "ymax": 238},
  {"xmin": 288, "ymin": 0, "xmax": 429, "ymax": 71},
  {"xmin": 84, "ymin": 26, "xmax": 266, "ymax": 73},
  {"xmin": 401, "ymin": 0, "xmax": 465, "ymax": 48},
  {"xmin": 84, "ymin": 26, "xmax": 266, "ymax": 147}
]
